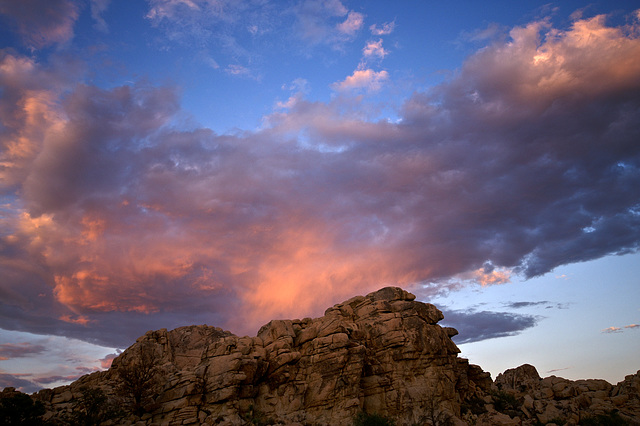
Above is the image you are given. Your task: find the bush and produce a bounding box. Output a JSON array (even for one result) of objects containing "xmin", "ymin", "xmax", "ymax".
[
  {"xmin": 0, "ymin": 392, "xmax": 46, "ymax": 425},
  {"xmin": 59, "ymin": 387, "xmax": 122, "ymax": 425},
  {"xmin": 491, "ymin": 390, "xmax": 520, "ymax": 413},
  {"xmin": 580, "ymin": 410, "xmax": 629, "ymax": 426},
  {"xmin": 239, "ymin": 405, "xmax": 276, "ymax": 426},
  {"xmin": 461, "ymin": 396, "xmax": 486, "ymax": 415},
  {"xmin": 353, "ymin": 411, "xmax": 396, "ymax": 426}
]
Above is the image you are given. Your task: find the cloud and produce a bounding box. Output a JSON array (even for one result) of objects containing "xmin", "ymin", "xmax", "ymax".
[
  {"xmin": 363, "ymin": 39, "xmax": 388, "ymax": 60},
  {"xmin": 603, "ymin": 323, "xmax": 640, "ymax": 334},
  {"xmin": 440, "ymin": 309, "xmax": 539, "ymax": 344},
  {"xmin": 99, "ymin": 351, "xmax": 120, "ymax": 369},
  {"xmin": 0, "ymin": 373, "xmax": 40, "ymax": 394},
  {"xmin": 90, "ymin": 0, "xmax": 111, "ymax": 33},
  {"xmin": 506, "ymin": 301, "xmax": 548, "ymax": 309},
  {"xmin": 0, "ymin": 342, "xmax": 45, "ymax": 360},
  {"xmin": 1, "ymin": 11, "xmax": 640, "ymax": 348},
  {"xmin": 144, "ymin": 0, "xmax": 273, "ymax": 75},
  {"xmin": 370, "ymin": 21, "xmax": 395, "ymax": 35},
  {"xmin": 146, "ymin": 0, "xmax": 202, "ymax": 21},
  {"xmin": 292, "ymin": 0, "xmax": 362, "ymax": 47},
  {"xmin": 34, "ymin": 373, "xmax": 85, "ymax": 385},
  {"xmin": 0, "ymin": 0, "xmax": 79, "ymax": 48},
  {"xmin": 337, "ymin": 11, "xmax": 364, "ymax": 36},
  {"xmin": 331, "ymin": 68, "xmax": 389, "ymax": 92},
  {"xmin": 547, "ymin": 366, "xmax": 571, "ymax": 374}
]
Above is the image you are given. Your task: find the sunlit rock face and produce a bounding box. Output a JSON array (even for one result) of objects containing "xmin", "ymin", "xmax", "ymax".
[
  {"xmin": 33, "ymin": 287, "xmax": 489, "ymax": 425},
  {"xmin": 31, "ymin": 287, "xmax": 640, "ymax": 425}
]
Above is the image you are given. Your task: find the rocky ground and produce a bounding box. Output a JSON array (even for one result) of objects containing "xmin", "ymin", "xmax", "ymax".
[{"xmin": 1, "ymin": 287, "xmax": 639, "ymax": 425}]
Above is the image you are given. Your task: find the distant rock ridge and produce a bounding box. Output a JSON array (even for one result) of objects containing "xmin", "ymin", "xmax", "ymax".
[{"xmin": 16, "ymin": 287, "xmax": 640, "ymax": 425}]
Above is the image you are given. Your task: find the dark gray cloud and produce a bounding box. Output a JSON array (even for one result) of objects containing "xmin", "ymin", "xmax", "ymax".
[
  {"xmin": 34, "ymin": 374, "xmax": 84, "ymax": 385},
  {"xmin": 0, "ymin": 0, "xmax": 79, "ymax": 48},
  {"xmin": 0, "ymin": 373, "xmax": 39, "ymax": 394},
  {"xmin": 505, "ymin": 301, "xmax": 569, "ymax": 310},
  {"xmin": 506, "ymin": 301, "xmax": 551, "ymax": 309},
  {"xmin": 0, "ymin": 342, "xmax": 45, "ymax": 359},
  {"xmin": 440, "ymin": 309, "xmax": 540, "ymax": 344}
]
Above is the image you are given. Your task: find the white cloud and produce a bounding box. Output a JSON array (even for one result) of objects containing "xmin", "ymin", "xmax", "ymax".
[{"xmin": 146, "ymin": 0, "xmax": 200, "ymax": 21}]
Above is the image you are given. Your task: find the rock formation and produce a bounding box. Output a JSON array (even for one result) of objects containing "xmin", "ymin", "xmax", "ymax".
[{"xmin": 13, "ymin": 287, "xmax": 640, "ymax": 425}]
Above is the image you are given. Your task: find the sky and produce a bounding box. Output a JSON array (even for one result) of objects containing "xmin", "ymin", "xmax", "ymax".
[{"xmin": 0, "ymin": 0, "xmax": 639, "ymax": 393}]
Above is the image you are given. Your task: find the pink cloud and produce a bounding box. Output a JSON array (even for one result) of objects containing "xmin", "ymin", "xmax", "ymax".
[
  {"xmin": 602, "ymin": 327, "xmax": 622, "ymax": 333},
  {"xmin": 100, "ymin": 352, "xmax": 119, "ymax": 369},
  {"xmin": 337, "ymin": 11, "xmax": 364, "ymax": 36},
  {"xmin": 363, "ymin": 39, "xmax": 388, "ymax": 60},
  {"xmin": 59, "ymin": 314, "xmax": 93, "ymax": 326},
  {"xmin": 331, "ymin": 68, "xmax": 389, "ymax": 92},
  {"xmin": 370, "ymin": 21, "xmax": 395, "ymax": 35}
]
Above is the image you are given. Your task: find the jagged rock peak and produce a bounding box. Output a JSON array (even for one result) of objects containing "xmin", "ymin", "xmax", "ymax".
[{"xmin": 28, "ymin": 287, "xmax": 640, "ymax": 426}]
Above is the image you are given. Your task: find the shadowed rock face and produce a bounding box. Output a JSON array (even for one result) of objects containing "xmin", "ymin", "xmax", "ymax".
[{"xmin": 29, "ymin": 287, "xmax": 640, "ymax": 425}]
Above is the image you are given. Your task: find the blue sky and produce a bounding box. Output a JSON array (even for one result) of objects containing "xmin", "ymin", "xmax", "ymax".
[{"xmin": 0, "ymin": 0, "xmax": 639, "ymax": 392}]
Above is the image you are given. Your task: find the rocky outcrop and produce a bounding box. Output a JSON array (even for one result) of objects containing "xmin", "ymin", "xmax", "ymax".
[
  {"xmin": 473, "ymin": 364, "xmax": 640, "ymax": 425},
  {"xmin": 25, "ymin": 287, "xmax": 640, "ymax": 425}
]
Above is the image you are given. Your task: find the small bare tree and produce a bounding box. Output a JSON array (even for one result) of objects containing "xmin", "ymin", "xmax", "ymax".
[
  {"xmin": 418, "ymin": 375, "xmax": 454, "ymax": 426},
  {"xmin": 115, "ymin": 342, "xmax": 160, "ymax": 416}
]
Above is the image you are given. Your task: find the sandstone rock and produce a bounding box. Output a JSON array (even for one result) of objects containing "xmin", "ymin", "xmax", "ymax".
[{"xmin": 22, "ymin": 287, "xmax": 640, "ymax": 426}]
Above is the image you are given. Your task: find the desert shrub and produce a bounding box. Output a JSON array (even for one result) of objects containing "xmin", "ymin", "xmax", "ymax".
[
  {"xmin": 59, "ymin": 387, "xmax": 122, "ymax": 425},
  {"xmin": 461, "ymin": 396, "xmax": 486, "ymax": 415},
  {"xmin": 0, "ymin": 392, "xmax": 46, "ymax": 425},
  {"xmin": 491, "ymin": 390, "xmax": 520, "ymax": 414},
  {"xmin": 580, "ymin": 410, "xmax": 629, "ymax": 426},
  {"xmin": 240, "ymin": 404, "xmax": 276, "ymax": 426},
  {"xmin": 353, "ymin": 411, "xmax": 396, "ymax": 426}
]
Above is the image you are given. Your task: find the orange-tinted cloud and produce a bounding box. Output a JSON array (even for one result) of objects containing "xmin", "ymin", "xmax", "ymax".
[{"xmin": 1, "ymin": 10, "xmax": 640, "ymax": 347}]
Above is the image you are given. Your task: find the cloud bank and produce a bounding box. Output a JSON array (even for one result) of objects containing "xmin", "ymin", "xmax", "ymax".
[{"xmin": 1, "ymin": 11, "xmax": 640, "ymax": 349}]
